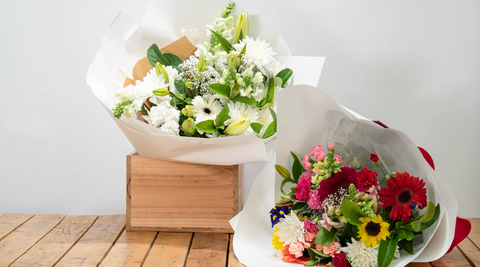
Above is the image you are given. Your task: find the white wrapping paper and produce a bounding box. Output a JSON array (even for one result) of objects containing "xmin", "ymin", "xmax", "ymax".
[
  {"xmin": 87, "ymin": 0, "xmax": 325, "ymax": 165},
  {"xmin": 232, "ymin": 85, "xmax": 457, "ymax": 266}
]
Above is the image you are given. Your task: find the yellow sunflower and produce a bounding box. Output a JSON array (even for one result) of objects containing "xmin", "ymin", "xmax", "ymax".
[
  {"xmin": 272, "ymin": 227, "xmax": 285, "ymax": 250},
  {"xmin": 357, "ymin": 215, "xmax": 390, "ymax": 247}
]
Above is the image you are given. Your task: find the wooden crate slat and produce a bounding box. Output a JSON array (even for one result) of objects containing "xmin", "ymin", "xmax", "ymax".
[
  {"xmin": 431, "ymin": 247, "xmax": 471, "ymax": 267},
  {"xmin": 99, "ymin": 230, "xmax": 157, "ymax": 267},
  {"xmin": 185, "ymin": 233, "xmax": 229, "ymax": 267},
  {"xmin": 143, "ymin": 232, "xmax": 192, "ymax": 267},
  {"xmin": 0, "ymin": 213, "xmax": 34, "ymax": 241},
  {"xmin": 457, "ymin": 237, "xmax": 480, "ymax": 267},
  {"xmin": 228, "ymin": 234, "xmax": 245, "ymax": 267},
  {"xmin": 406, "ymin": 263, "xmax": 433, "ymax": 267},
  {"xmin": 0, "ymin": 214, "xmax": 65, "ymax": 267},
  {"xmin": 55, "ymin": 215, "xmax": 125, "ymax": 267},
  {"xmin": 11, "ymin": 215, "xmax": 98, "ymax": 267},
  {"xmin": 468, "ymin": 218, "xmax": 480, "ymax": 249}
]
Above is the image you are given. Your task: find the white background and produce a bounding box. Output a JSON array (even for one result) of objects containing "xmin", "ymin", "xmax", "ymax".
[{"xmin": 0, "ymin": 0, "xmax": 478, "ymax": 217}]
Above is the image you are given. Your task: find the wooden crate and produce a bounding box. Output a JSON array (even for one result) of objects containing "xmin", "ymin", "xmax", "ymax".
[{"xmin": 126, "ymin": 151, "xmax": 242, "ymax": 233}]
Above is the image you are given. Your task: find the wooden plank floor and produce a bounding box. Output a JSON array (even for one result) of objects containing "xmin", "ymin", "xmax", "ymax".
[{"xmin": 0, "ymin": 214, "xmax": 477, "ymax": 267}]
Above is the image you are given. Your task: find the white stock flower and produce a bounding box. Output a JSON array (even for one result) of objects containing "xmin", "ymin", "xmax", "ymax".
[
  {"xmin": 225, "ymin": 101, "xmax": 258, "ymax": 136},
  {"xmin": 233, "ymin": 36, "xmax": 276, "ymax": 75},
  {"xmin": 341, "ymin": 238, "xmax": 378, "ymax": 267},
  {"xmin": 195, "ymin": 43, "xmax": 227, "ymax": 68},
  {"xmin": 192, "ymin": 95, "xmax": 223, "ymax": 123},
  {"xmin": 275, "ymin": 212, "xmax": 305, "ymax": 245}
]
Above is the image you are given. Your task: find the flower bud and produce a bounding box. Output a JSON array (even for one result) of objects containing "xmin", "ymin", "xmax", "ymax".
[
  {"xmin": 275, "ymin": 164, "xmax": 291, "ymax": 179},
  {"xmin": 185, "ymin": 81, "xmax": 193, "ymax": 88},
  {"xmin": 155, "ymin": 62, "xmax": 169, "ymax": 83},
  {"xmin": 181, "ymin": 105, "xmax": 195, "ymax": 117},
  {"xmin": 335, "ymin": 209, "xmax": 342, "ymax": 216},
  {"xmin": 152, "ymin": 88, "xmax": 170, "ymax": 96},
  {"xmin": 197, "ymin": 58, "xmax": 206, "ymax": 72},
  {"xmin": 224, "ymin": 119, "xmax": 250, "ymax": 135},
  {"xmin": 233, "ymin": 12, "xmax": 249, "ymax": 43},
  {"xmin": 328, "ymin": 206, "xmax": 335, "ymax": 215},
  {"xmin": 340, "ymin": 216, "xmax": 348, "ymax": 224},
  {"xmin": 181, "ymin": 118, "xmax": 196, "ymax": 136},
  {"xmin": 227, "ymin": 52, "xmax": 241, "ymax": 69}
]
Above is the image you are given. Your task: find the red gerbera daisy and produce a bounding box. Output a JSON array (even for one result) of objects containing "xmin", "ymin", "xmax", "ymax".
[
  {"xmin": 379, "ymin": 172, "xmax": 427, "ymax": 222},
  {"xmin": 318, "ymin": 166, "xmax": 358, "ymax": 204}
]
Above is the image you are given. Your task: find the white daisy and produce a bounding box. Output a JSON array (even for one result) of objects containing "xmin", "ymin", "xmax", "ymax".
[
  {"xmin": 144, "ymin": 102, "xmax": 180, "ymax": 129},
  {"xmin": 225, "ymin": 101, "xmax": 259, "ymax": 136},
  {"xmin": 233, "ymin": 36, "xmax": 276, "ymax": 75},
  {"xmin": 192, "ymin": 95, "xmax": 223, "ymax": 123},
  {"xmin": 275, "ymin": 212, "xmax": 305, "ymax": 245},
  {"xmin": 255, "ymin": 108, "xmax": 273, "ymax": 136},
  {"xmin": 340, "ymin": 238, "xmax": 378, "ymax": 267}
]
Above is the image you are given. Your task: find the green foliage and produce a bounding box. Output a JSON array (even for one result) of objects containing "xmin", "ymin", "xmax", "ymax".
[
  {"xmin": 262, "ymin": 108, "xmax": 277, "ymax": 139},
  {"xmin": 340, "ymin": 199, "xmax": 367, "ymax": 225},
  {"xmin": 232, "ymin": 95, "xmax": 258, "ymax": 107},
  {"xmin": 194, "ymin": 120, "xmax": 217, "ymax": 134},
  {"xmin": 290, "ymin": 152, "xmax": 306, "ymax": 182},
  {"xmin": 266, "ymin": 78, "xmax": 275, "ymax": 104},
  {"xmin": 397, "ymin": 202, "xmax": 440, "ymax": 233},
  {"xmin": 147, "ymin": 43, "xmax": 170, "ymax": 66},
  {"xmin": 208, "ymin": 83, "xmax": 231, "ymax": 98},
  {"xmin": 112, "ymin": 100, "xmax": 134, "ymax": 118},
  {"xmin": 340, "ymin": 223, "xmax": 359, "ymax": 242},
  {"xmin": 164, "ymin": 53, "xmax": 183, "ymax": 67},
  {"xmin": 215, "ymin": 105, "xmax": 230, "ymax": 129},
  {"xmin": 276, "ymin": 68, "xmax": 293, "ymax": 87},
  {"xmin": 378, "ymin": 236, "xmax": 400, "ymax": 267},
  {"xmin": 399, "ymin": 238, "xmax": 414, "ymax": 255},
  {"xmin": 250, "ymin": 122, "xmax": 263, "ymax": 135},
  {"xmin": 315, "ymin": 227, "xmax": 340, "ymax": 246},
  {"xmin": 209, "ymin": 30, "xmax": 232, "ymax": 52},
  {"xmin": 175, "ymin": 80, "xmax": 186, "ymax": 96}
]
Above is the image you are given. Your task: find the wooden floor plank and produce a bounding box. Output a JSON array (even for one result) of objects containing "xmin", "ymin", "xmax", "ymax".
[
  {"xmin": 143, "ymin": 232, "xmax": 192, "ymax": 267},
  {"xmin": 55, "ymin": 215, "xmax": 125, "ymax": 267},
  {"xmin": 99, "ymin": 230, "xmax": 157, "ymax": 267},
  {"xmin": 0, "ymin": 214, "xmax": 34, "ymax": 241},
  {"xmin": 431, "ymin": 247, "xmax": 471, "ymax": 267},
  {"xmin": 457, "ymin": 237, "xmax": 480, "ymax": 267},
  {"xmin": 468, "ymin": 218, "xmax": 480, "ymax": 249},
  {"xmin": 406, "ymin": 263, "xmax": 432, "ymax": 267},
  {"xmin": 228, "ymin": 234, "xmax": 245, "ymax": 267},
  {"xmin": 0, "ymin": 214, "xmax": 65, "ymax": 267},
  {"xmin": 11, "ymin": 215, "xmax": 98, "ymax": 267},
  {"xmin": 185, "ymin": 233, "xmax": 229, "ymax": 267}
]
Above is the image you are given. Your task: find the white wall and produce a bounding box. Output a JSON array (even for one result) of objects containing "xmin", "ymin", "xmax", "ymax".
[{"xmin": 1, "ymin": 0, "xmax": 479, "ymax": 217}]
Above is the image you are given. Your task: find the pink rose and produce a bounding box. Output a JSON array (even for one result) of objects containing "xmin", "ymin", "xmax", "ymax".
[
  {"xmin": 309, "ymin": 145, "xmax": 324, "ymax": 156},
  {"xmin": 288, "ymin": 241, "xmax": 305, "ymax": 258},
  {"xmin": 302, "ymin": 154, "xmax": 312, "ymax": 169}
]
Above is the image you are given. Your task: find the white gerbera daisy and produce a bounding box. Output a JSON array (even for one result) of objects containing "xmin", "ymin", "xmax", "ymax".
[
  {"xmin": 275, "ymin": 212, "xmax": 305, "ymax": 245},
  {"xmin": 340, "ymin": 238, "xmax": 378, "ymax": 267},
  {"xmin": 192, "ymin": 95, "xmax": 223, "ymax": 123},
  {"xmin": 144, "ymin": 102, "xmax": 180, "ymax": 129},
  {"xmin": 233, "ymin": 36, "xmax": 276, "ymax": 75},
  {"xmin": 225, "ymin": 101, "xmax": 259, "ymax": 136}
]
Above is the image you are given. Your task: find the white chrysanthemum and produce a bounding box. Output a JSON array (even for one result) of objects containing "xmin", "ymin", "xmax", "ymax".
[
  {"xmin": 275, "ymin": 212, "xmax": 305, "ymax": 245},
  {"xmin": 255, "ymin": 108, "xmax": 273, "ymax": 136},
  {"xmin": 270, "ymin": 61, "xmax": 286, "ymax": 77},
  {"xmin": 341, "ymin": 238, "xmax": 378, "ymax": 267},
  {"xmin": 160, "ymin": 120, "xmax": 180, "ymax": 135},
  {"xmin": 233, "ymin": 36, "xmax": 276, "ymax": 75},
  {"xmin": 144, "ymin": 102, "xmax": 180, "ymax": 129},
  {"xmin": 192, "ymin": 95, "xmax": 223, "ymax": 123},
  {"xmin": 225, "ymin": 101, "xmax": 259, "ymax": 136}
]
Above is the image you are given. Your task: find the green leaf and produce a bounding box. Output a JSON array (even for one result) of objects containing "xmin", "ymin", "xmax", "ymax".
[
  {"xmin": 170, "ymin": 98, "xmax": 183, "ymax": 106},
  {"xmin": 396, "ymin": 229, "xmax": 414, "ymax": 241},
  {"xmin": 175, "ymin": 80, "xmax": 186, "ymax": 96},
  {"xmin": 147, "ymin": 43, "xmax": 170, "ymax": 66},
  {"xmin": 399, "ymin": 238, "xmax": 415, "ymax": 255},
  {"xmin": 401, "ymin": 202, "xmax": 441, "ymax": 233},
  {"xmin": 411, "ymin": 219, "xmax": 422, "ymax": 232},
  {"xmin": 310, "ymin": 248, "xmax": 330, "ymax": 258},
  {"xmin": 269, "ymin": 107, "xmax": 277, "ymax": 122},
  {"xmin": 250, "ymin": 122, "xmax": 263, "ymax": 134},
  {"xmin": 215, "ymin": 105, "xmax": 230, "ymax": 129},
  {"xmin": 315, "ymin": 227, "xmax": 340, "ymax": 246},
  {"xmin": 422, "ymin": 201, "xmax": 436, "ymax": 223},
  {"xmin": 194, "ymin": 120, "xmax": 217, "ymax": 134},
  {"xmin": 208, "ymin": 83, "xmax": 231, "ymax": 98},
  {"xmin": 273, "ymin": 77, "xmax": 283, "ymax": 86},
  {"xmin": 378, "ymin": 237, "xmax": 400, "ymax": 267},
  {"xmin": 291, "ymin": 202, "xmax": 307, "ymax": 211},
  {"xmin": 291, "ymin": 152, "xmax": 306, "ymax": 182},
  {"xmin": 276, "ymin": 68, "xmax": 293, "ymax": 87},
  {"xmin": 209, "ymin": 30, "xmax": 232, "ymax": 52},
  {"xmin": 266, "ymin": 78, "xmax": 275, "ymax": 104},
  {"xmin": 258, "ymin": 98, "xmax": 267, "ymax": 108},
  {"xmin": 164, "ymin": 53, "xmax": 183, "ymax": 67},
  {"xmin": 340, "ymin": 199, "xmax": 367, "ymax": 225},
  {"xmin": 262, "ymin": 121, "xmax": 276, "ymax": 139},
  {"xmin": 340, "ymin": 223, "xmax": 359, "ymax": 242},
  {"xmin": 280, "ymin": 178, "xmax": 295, "ymax": 195},
  {"xmin": 240, "ymin": 43, "xmax": 247, "ymax": 55},
  {"xmin": 232, "ymin": 95, "xmax": 258, "ymax": 107}
]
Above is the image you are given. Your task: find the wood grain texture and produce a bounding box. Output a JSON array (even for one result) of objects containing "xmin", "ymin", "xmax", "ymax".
[
  {"xmin": 431, "ymin": 247, "xmax": 471, "ymax": 267},
  {"xmin": 127, "ymin": 153, "xmax": 241, "ymax": 232},
  {"xmin": 468, "ymin": 218, "xmax": 480, "ymax": 248},
  {"xmin": 11, "ymin": 215, "xmax": 98, "ymax": 267},
  {"xmin": 55, "ymin": 215, "xmax": 125, "ymax": 267},
  {"xmin": 406, "ymin": 263, "xmax": 433, "ymax": 267},
  {"xmin": 185, "ymin": 233, "xmax": 229, "ymax": 267},
  {"xmin": 0, "ymin": 214, "xmax": 65, "ymax": 267},
  {"xmin": 100, "ymin": 230, "xmax": 157, "ymax": 267},
  {"xmin": 143, "ymin": 232, "xmax": 192, "ymax": 267},
  {"xmin": 126, "ymin": 225, "xmax": 233, "ymax": 233},
  {"xmin": 0, "ymin": 213, "xmax": 34, "ymax": 241},
  {"xmin": 457, "ymin": 237, "xmax": 480, "ymax": 267},
  {"xmin": 228, "ymin": 234, "xmax": 245, "ymax": 267}
]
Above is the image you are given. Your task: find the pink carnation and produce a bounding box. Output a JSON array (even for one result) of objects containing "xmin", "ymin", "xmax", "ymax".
[
  {"xmin": 295, "ymin": 178, "xmax": 310, "ymax": 201},
  {"xmin": 276, "ymin": 251, "xmax": 284, "ymax": 260},
  {"xmin": 304, "ymin": 219, "xmax": 319, "ymax": 233},
  {"xmin": 334, "ymin": 155, "xmax": 342, "ymax": 163},
  {"xmin": 288, "ymin": 241, "xmax": 305, "ymax": 258},
  {"xmin": 302, "ymin": 155, "xmax": 312, "ymax": 169},
  {"xmin": 315, "ymin": 244, "xmax": 324, "ymax": 251},
  {"xmin": 323, "ymin": 241, "xmax": 341, "ymax": 256},
  {"xmin": 315, "ymin": 150, "xmax": 326, "ymax": 161},
  {"xmin": 299, "ymin": 171, "xmax": 315, "ymax": 181},
  {"xmin": 307, "ymin": 190, "xmax": 322, "ymax": 210},
  {"xmin": 328, "ymin": 143, "xmax": 335, "ymax": 150},
  {"xmin": 309, "ymin": 145, "xmax": 324, "ymax": 156}
]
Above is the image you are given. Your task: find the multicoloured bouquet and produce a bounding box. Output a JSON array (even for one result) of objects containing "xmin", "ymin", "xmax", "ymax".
[
  {"xmin": 271, "ymin": 144, "xmax": 440, "ymax": 266},
  {"xmin": 111, "ymin": 2, "xmax": 290, "ymax": 139}
]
